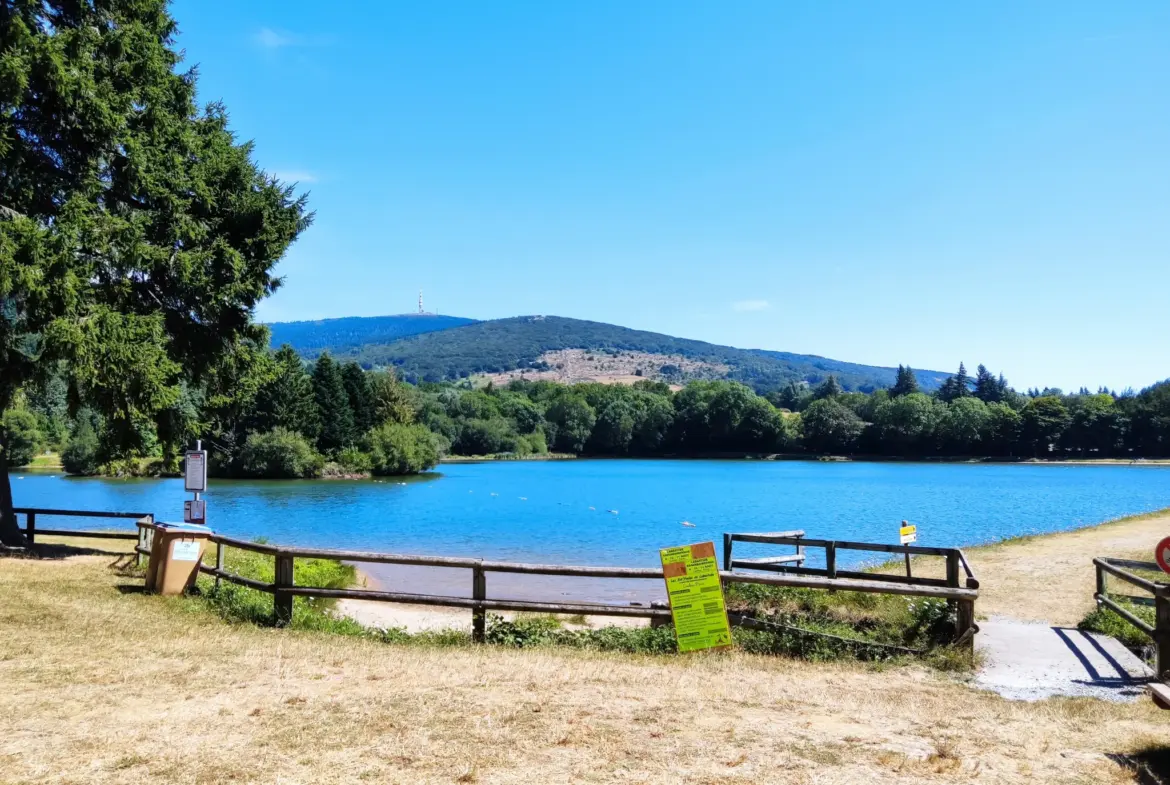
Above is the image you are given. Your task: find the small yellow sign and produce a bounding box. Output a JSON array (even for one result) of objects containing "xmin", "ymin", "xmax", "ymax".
[
  {"xmin": 659, "ymin": 541, "xmax": 733, "ymax": 653},
  {"xmin": 899, "ymin": 524, "xmax": 917, "ymax": 545}
]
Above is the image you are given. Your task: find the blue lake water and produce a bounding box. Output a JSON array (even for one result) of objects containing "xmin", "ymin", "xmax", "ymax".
[{"xmin": 12, "ymin": 460, "xmax": 1170, "ymax": 570}]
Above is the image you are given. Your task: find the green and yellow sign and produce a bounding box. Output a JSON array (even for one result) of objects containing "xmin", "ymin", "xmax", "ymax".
[{"xmin": 659, "ymin": 541, "xmax": 733, "ymax": 653}]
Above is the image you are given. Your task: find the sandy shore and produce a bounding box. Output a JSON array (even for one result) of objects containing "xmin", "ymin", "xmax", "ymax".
[{"xmin": 333, "ymin": 563, "xmax": 657, "ymax": 633}]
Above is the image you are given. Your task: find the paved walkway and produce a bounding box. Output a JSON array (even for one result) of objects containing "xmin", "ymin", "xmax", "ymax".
[{"xmin": 975, "ymin": 616, "xmax": 1153, "ymax": 702}]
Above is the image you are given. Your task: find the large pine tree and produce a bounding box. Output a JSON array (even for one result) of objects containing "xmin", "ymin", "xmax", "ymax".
[
  {"xmin": 890, "ymin": 365, "xmax": 919, "ymax": 397},
  {"xmin": 248, "ymin": 345, "xmax": 320, "ymax": 440},
  {"xmin": 0, "ymin": 2, "xmax": 309, "ymax": 544},
  {"xmin": 341, "ymin": 362, "xmax": 375, "ymax": 436},
  {"xmin": 312, "ymin": 353, "xmax": 355, "ymax": 455}
]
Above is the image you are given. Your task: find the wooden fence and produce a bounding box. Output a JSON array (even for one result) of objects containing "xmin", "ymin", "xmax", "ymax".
[
  {"xmin": 15, "ymin": 508, "xmax": 980, "ymax": 649},
  {"xmin": 1091, "ymin": 556, "xmax": 1170, "ymax": 707}
]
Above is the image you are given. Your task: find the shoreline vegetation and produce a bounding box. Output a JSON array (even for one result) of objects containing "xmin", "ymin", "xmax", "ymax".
[
  {"xmin": 9, "ymin": 449, "xmax": 1169, "ymax": 481},
  {"xmin": 6, "ymin": 357, "xmax": 1170, "ymax": 484}
]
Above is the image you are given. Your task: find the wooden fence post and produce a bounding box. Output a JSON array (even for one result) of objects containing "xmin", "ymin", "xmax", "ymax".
[
  {"xmin": 25, "ymin": 512, "xmax": 35, "ymax": 545},
  {"xmin": 956, "ymin": 598, "xmax": 976, "ymax": 651},
  {"xmin": 1095, "ymin": 561, "xmax": 1107, "ymax": 600},
  {"xmin": 722, "ymin": 533, "xmax": 733, "ymax": 572},
  {"xmin": 1156, "ymin": 587, "xmax": 1170, "ymax": 681},
  {"xmin": 825, "ymin": 541, "xmax": 837, "ymax": 580},
  {"xmin": 472, "ymin": 563, "xmax": 486, "ymax": 643},
  {"xmin": 945, "ymin": 550, "xmax": 959, "ymax": 620},
  {"xmin": 274, "ymin": 554, "xmax": 294, "ymax": 627},
  {"xmin": 215, "ymin": 543, "xmax": 224, "ymax": 592}
]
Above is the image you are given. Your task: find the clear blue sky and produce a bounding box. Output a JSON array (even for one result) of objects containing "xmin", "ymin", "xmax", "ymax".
[{"xmin": 170, "ymin": 0, "xmax": 1168, "ymax": 392}]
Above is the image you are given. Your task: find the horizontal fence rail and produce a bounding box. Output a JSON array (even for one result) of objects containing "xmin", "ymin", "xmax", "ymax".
[
  {"xmin": 14, "ymin": 508, "xmax": 153, "ymax": 550},
  {"xmin": 13, "ymin": 508, "xmax": 980, "ymax": 649},
  {"xmin": 1092, "ymin": 557, "xmax": 1170, "ymax": 689}
]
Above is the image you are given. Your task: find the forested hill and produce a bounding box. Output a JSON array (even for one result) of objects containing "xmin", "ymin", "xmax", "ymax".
[
  {"xmin": 266, "ymin": 314, "xmax": 477, "ymax": 355},
  {"xmin": 272, "ymin": 314, "xmax": 949, "ymax": 394}
]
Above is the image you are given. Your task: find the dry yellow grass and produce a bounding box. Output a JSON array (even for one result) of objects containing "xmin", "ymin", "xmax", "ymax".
[
  {"xmin": 1, "ymin": 535, "xmax": 1166, "ymax": 784},
  {"xmin": 885, "ymin": 508, "xmax": 1170, "ymax": 626}
]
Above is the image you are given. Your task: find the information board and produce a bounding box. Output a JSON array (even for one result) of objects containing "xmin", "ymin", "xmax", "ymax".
[
  {"xmin": 659, "ymin": 541, "xmax": 733, "ymax": 653},
  {"xmin": 899, "ymin": 523, "xmax": 917, "ymax": 545},
  {"xmin": 184, "ymin": 450, "xmax": 207, "ymax": 493},
  {"xmin": 183, "ymin": 499, "xmax": 207, "ymax": 525}
]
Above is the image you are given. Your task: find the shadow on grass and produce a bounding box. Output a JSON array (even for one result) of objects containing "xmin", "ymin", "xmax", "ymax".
[
  {"xmin": 1109, "ymin": 746, "xmax": 1170, "ymax": 784},
  {"xmin": 1, "ymin": 542, "xmax": 133, "ymax": 560}
]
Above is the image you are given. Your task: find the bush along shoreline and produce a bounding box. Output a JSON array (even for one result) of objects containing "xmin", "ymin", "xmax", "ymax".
[{"xmin": 7, "ymin": 349, "xmax": 1170, "ymax": 480}]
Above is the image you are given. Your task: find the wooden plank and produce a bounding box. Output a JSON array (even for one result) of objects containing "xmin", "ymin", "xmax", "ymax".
[
  {"xmin": 13, "ymin": 508, "xmax": 153, "ymax": 519},
  {"xmin": 957, "ymin": 549, "xmax": 980, "ymax": 589},
  {"xmin": 1148, "ymin": 682, "xmax": 1170, "ymax": 711},
  {"xmin": 1104, "ymin": 558, "xmax": 1163, "ymax": 573},
  {"xmin": 728, "ymin": 562, "xmax": 951, "ymax": 588},
  {"xmin": 197, "ymin": 565, "xmax": 275, "ymax": 593},
  {"xmin": 727, "ymin": 530, "xmax": 806, "ymax": 544},
  {"xmin": 825, "ymin": 541, "xmax": 836, "ymax": 580},
  {"xmin": 480, "ymin": 561, "xmax": 663, "ymax": 578},
  {"xmin": 1095, "ymin": 558, "xmax": 1160, "ymax": 593},
  {"xmin": 1096, "ymin": 594, "xmax": 1155, "ymax": 636},
  {"xmin": 1157, "ymin": 590, "xmax": 1170, "ymax": 681},
  {"xmin": 26, "ymin": 528, "xmax": 139, "ymax": 540},
  {"xmin": 720, "ymin": 570, "xmax": 977, "ymax": 600},
  {"xmin": 729, "ymin": 555, "xmax": 806, "ymax": 565},
  {"xmin": 290, "ymin": 587, "xmax": 670, "ymax": 618}
]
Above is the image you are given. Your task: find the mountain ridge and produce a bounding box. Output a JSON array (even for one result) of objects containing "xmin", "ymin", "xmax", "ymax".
[{"xmin": 265, "ymin": 313, "xmax": 950, "ymax": 393}]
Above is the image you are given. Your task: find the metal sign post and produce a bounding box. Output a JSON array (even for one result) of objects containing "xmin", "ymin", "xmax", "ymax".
[{"xmin": 183, "ymin": 440, "xmax": 208, "ymax": 525}]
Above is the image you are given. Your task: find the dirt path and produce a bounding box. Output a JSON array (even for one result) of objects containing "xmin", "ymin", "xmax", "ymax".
[
  {"xmin": 963, "ymin": 509, "xmax": 1169, "ymax": 626},
  {"xmin": 951, "ymin": 510, "xmax": 1169, "ymax": 703}
]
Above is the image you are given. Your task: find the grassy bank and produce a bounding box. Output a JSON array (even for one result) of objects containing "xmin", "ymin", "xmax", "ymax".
[{"xmin": 1, "ymin": 536, "xmax": 1164, "ymax": 784}]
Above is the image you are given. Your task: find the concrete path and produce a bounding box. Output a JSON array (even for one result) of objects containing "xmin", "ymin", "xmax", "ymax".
[{"xmin": 975, "ymin": 616, "xmax": 1153, "ymax": 702}]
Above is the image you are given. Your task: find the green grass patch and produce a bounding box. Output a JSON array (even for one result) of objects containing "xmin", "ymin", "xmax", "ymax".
[
  {"xmin": 26, "ymin": 452, "xmax": 63, "ymax": 469},
  {"xmin": 724, "ymin": 582, "xmax": 962, "ymax": 662},
  {"xmin": 1078, "ymin": 595, "xmax": 1156, "ymax": 652}
]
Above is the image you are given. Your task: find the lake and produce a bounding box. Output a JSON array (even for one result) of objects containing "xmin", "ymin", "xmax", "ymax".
[
  {"xmin": 12, "ymin": 460, "xmax": 1170, "ymax": 562},
  {"xmin": 11, "ymin": 460, "xmax": 1170, "ymax": 603}
]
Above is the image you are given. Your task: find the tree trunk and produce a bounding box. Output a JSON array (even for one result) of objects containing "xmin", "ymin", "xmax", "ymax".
[{"xmin": 0, "ymin": 429, "xmax": 26, "ymax": 546}]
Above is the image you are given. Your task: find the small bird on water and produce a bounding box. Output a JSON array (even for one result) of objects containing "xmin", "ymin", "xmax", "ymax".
[
  {"xmin": 681, "ymin": 521, "xmax": 695, "ymax": 527},
  {"xmin": 607, "ymin": 509, "xmax": 619, "ymax": 515}
]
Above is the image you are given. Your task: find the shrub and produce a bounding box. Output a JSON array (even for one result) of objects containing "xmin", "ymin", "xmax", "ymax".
[
  {"xmin": 234, "ymin": 428, "xmax": 324, "ymax": 479},
  {"xmin": 62, "ymin": 418, "xmax": 101, "ymax": 475},
  {"xmin": 1, "ymin": 409, "xmax": 41, "ymax": 467},
  {"xmin": 337, "ymin": 446, "xmax": 373, "ymax": 474},
  {"xmin": 366, "ymin": 422, "xmax": 440, "ymax": 475}
]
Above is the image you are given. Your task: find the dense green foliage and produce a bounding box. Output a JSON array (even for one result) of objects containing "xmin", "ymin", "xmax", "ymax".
[
  {"xmin": 0, "ymin": 1, "xmax": 309, "ymax": 542},
  {"xmin": 284, "ymin": 314, "xmax": 951, "ymax": 394},
  {"xmin": 61, "ymin": 416, "xmax": 101, "ymax": 475},
  {"xmin": 366, "ymin": 423, "xmax": 441, "ymax": 475},
  {"xmin": 234, "ymin": 429, "xmax": 324, "ymax": 479},
  {"xmin": 1, "ymin": 409, "xmax": 40, "ymax": 467}
]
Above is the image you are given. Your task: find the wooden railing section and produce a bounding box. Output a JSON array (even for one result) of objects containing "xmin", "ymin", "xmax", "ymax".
[
  {"xmin": 1091, "ymin": 556, "xmax": 1170, "ymax": 707},
  {"xmin": 15, "ymin": 508, "xmax": 981, "ymax": 649}
]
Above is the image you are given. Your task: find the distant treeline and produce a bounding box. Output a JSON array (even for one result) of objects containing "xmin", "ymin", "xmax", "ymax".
[{"xmin": 6, "ymin": 352, "xmax": 1169, "ymax": 479}]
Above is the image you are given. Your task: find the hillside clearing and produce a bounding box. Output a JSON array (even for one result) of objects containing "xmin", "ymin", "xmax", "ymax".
[{"xmin": 2, "ymin": 532, "xmax": 1168, "ymax": 784}]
